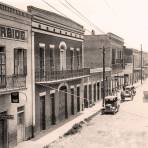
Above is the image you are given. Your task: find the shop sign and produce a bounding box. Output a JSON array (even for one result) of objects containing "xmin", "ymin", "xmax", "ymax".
[
  {"xmin": 0, "ymin": 25, "xmax": 26, "ymax": 40},
  {"xmin": 11, "ymin": 92, "xmax": 19, "ymax": 103}
]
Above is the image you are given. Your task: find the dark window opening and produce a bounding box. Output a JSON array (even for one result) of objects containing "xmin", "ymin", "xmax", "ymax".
[{"xmin": 14, "ymin": 48, "xmax": 27, "ymax": 75}]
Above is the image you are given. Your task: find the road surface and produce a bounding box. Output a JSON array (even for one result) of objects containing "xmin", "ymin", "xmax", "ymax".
[{"xmin": 50, "ymin": 80, "xmax": 148, "ymax": 148}]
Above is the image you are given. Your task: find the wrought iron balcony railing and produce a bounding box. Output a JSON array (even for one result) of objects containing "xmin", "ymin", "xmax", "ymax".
[
  {"xmin": 0, "ymin": 75, "xmax": 26, "ymax": 93},
  {"xmin": 35, "ymin": 68, "xmax": 90, "ymax": 82}
]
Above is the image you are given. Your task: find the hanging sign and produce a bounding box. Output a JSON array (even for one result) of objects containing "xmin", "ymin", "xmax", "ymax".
[{"xmin": 11, "ymin": 92, "xmax": 19, "ymax": 103}]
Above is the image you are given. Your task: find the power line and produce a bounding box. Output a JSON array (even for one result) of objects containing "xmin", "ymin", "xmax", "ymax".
[
  {"xmin": 41, "ymin": 0, "xmax": 68, "ymax": 18},
  {"xmin": 103, "ymin": 0, "xmax": 117, "ymax": 16},
  {"xmin": 63, "ymin": 0, "xmax": 105, "ymax": 34},
  {"xmin": 41, "ymin": 0, "xmax": 106, "ymax": 34},
  {"xmin": 38, "ymin": 83, "xmax": 87, "ymax": 101},
  {"xmin": 57, "ymin": 0, "xmax": 94, "ymax": 33},
  {"xmin": 40, "ymin": 0, "xmax": 92, "ymax": 33}
]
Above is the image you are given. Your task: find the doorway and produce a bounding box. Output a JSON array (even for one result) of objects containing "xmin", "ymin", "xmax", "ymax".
[
  {"xmin": 59, "ymin": 86, "xmax": 68, "ymax": 121},
  {"xmin": 0, "ymin": 112, "xmax": 7, "ymax": 148},
  {"xmin": 40, "ymin": 96, "xmax": 46, "ymax": 130},
  {"xmin": 50, "ymin": 93, "xmax": 56, "ymax": 125},
  {"xmin": 17, "ymin": 106, "xmax": 25, "ymax": 143},
  {"xmin": 71, "ymin": 88, "xmax": 74, "ymax": 115},
  {"xmin": 77, "ymin": 86, "xmax": 80, "ymax": 112}
]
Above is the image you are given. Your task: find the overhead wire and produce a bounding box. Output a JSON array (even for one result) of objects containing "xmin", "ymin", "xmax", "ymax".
[
  {"xmin": 41, "ymin": 0, "xmax": 68, "ymax": 18},
  {"xmin": 103, "ymin": 0, "xmax": 117, "ymax": 16},
  {"xmin": 37, "ymin": 83, "xmax": 87, "ymax": 101},
  {"xmin": 57, "ymin": 0, "xmax": 94, "ymax": 33},
  {"xmin": 40, "ymin": 0, "xmax": 105, "ymax": 34},
  {"xmin": 63, "ymin": 0, "xmax": 105, "ymax": 34}
]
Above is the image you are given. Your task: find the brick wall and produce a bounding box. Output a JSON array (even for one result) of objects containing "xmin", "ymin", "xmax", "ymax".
[{"xmin": 84, "ymin": 35, "xmax": 111, "ymax": 69}]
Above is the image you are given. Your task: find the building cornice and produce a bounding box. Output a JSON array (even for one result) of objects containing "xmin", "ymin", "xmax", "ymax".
[{"xmin": 0, "ymin": 2, "xmax": 31, "ymax": 19}]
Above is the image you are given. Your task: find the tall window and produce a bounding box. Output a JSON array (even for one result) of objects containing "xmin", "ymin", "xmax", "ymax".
[
  {"xmin": 49, "ymin": 45, "xmax": 55, "ymax": 71},
  {"xmin": 14, "ymin": 48, "xmax": 27, "ymax": 75},
  {"xmin": 76, "ymin": 48, "xmax": 80, "ymax": 69},
  {"xmin": 39, "ymin": 43, "xmax": 45, "ymax": 77},
  {"xmin": 70, "ymin": 48, "xmax": 74, "ymax": 70},
  {"xmin": 0, "ymin": 47, "xmax": 6, "ymax": 88},
  {"xmin": 59, "ymin": 41, "xmax": 67, "ymax": 70},
  {"xmin": 112, "ymin": 49, "xmax": 116, "ymax": 64}
]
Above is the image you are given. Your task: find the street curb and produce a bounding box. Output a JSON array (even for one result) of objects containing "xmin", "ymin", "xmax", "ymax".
[
  {"xmin": 84, "ymin": 109, "xmax": 102, "ymax": 122},
  {"xmin": 45, "ymin": 109, "xmax": 102, "ymax": 148}
]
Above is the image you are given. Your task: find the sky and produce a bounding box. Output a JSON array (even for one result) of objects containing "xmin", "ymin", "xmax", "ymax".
[{"xmin": 1, "ymin": 0, "xmax": 148, "ymax": 51}]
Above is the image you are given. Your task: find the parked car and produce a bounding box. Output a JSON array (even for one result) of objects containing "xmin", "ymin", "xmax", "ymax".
[
  {"xmin": 101, "ymin": 95, "xmax": 120, "ymax": 114},
  {"xmin": 121, "ymin": 85, "xmax": 136, "ymax": 101}
]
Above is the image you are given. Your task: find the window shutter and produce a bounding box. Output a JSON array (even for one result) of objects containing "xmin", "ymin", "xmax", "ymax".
[
  {"xmin": 14, "ymin": 48, "xmax": 18, "ymax": 75},
  {"xmin": 23, "ymin": 49, "xmax": 27, "ymax": 75}
]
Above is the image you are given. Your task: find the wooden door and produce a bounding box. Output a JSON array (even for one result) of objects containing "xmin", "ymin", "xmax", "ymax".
[
  {"xmin": 59, "ymin": 87, "xmax": 67, "ymax": 121},
  {"xmin": 50, "ymin": 93, "xmax": 56, "ymax": 125},
  {"xmin": 0, "ymin": 119, "xmax": 7, "ymax": 148},
  {"xmin": 40, "ymin": 96, "xmax": 46, "ymax": 130}
]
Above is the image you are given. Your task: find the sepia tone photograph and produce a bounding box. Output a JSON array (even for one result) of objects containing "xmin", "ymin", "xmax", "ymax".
[{"xmin": 0, "ymin": 0, "xmax": 148, "ymax": 147}]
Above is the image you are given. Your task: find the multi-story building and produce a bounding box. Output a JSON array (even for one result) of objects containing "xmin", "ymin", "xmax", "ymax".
[
  {"xmin": 0, "ymin": 2, "xmax": 33, "ymax": 148},
  {"xmin": 84, "ymin": 32, "xmax": 124, "ymax": 104},
  {"xmin": 27, "ymin": 6, "xmax": 90, "ymax": 136}
]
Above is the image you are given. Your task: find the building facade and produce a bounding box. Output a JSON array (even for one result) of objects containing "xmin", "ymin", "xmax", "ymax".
[
  {"xmin": 27, "ymin": 6, "xmax": 90, "ymax": 136},
  {"xmin": 83, "ymin": 68, "xmax": 111, "ymax": 107},
  {"xmin": 123, "ymin": 48, "xmax": 142, "ymax": 85},
  {"xmin": 84, "ymin": 33, "xmax": 124, "ymax": 102},
  {"xmin": 0, "ymin": 2, "xmax": 33, "ymax": 148}
]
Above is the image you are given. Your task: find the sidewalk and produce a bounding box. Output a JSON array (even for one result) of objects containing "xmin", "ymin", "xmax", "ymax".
[{"xmin": 15, "ymin": 101, "xmax": 102, "ymax": 148}]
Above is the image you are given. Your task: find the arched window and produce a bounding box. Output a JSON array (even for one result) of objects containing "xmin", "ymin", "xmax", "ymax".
[{"xmin": 59, "ymin": 41, "xmax": 67, "ymax": 70}]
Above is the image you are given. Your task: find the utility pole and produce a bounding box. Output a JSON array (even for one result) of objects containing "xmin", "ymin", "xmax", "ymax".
[
  {"xmin": 141, "ymin": 44, "xmax": 143, "ymax": 84},
  {"xmin": 132, "ymin": 55, "xmax": 134, "ymax": 85},
  {"xmin": 102, "ymin": 46, "xmax": 105, "ymax": 107}
]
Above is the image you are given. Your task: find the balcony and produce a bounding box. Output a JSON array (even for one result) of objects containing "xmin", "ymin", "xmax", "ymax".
[
  {"xmin": 0, "ymin": 75, "xmax": 26, "ymax": 94},
  {"xmin": 35, "ymin": 68, "xmax": 90, "ymax": 83},
  {"xmin": 112, "ymin": 63, "xmax": 124, "ymax": 74}
]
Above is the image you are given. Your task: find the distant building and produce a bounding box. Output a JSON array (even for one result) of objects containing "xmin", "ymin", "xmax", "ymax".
[
  {"xmin": 84, "ymin": 32, "xmax": 124, "ymax": 102},
  {"xmin": 0, "ymin": 2, "xmax": 33, "ymax": 147},
  {"xmin": 28, "ymin": 6, "xmax": 90, "ymax": 136},
  {"xmin": 123, "ymin": 48, "xmax": 142, "ymax": 84}
]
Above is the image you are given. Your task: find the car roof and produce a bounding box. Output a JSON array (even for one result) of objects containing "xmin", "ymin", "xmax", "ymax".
[{"xmin": 105, "ymin": 95, "xmax": 117, "ymax": 101}]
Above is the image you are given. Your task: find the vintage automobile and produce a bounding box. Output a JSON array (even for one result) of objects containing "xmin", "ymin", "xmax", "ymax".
[
  {"xmin": 101, "ymin": 95, "xmax": 120, "ymax": 114},
  {"xmin": 121, "ymin": 85, "xmax": 136, "ymax": 101}
]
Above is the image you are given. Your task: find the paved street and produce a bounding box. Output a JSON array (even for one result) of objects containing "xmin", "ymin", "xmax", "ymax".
[{"xmin": 49, "ymin": 80, "xmax": 148, "ymax": 148}]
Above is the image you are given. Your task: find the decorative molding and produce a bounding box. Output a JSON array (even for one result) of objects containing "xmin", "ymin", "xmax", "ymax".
[
  {"xmin": 39, "ymin": 92, "xmax": 46, "ymax": 96},
  {"xmin": 39, "ymin": 43, "xmax": 45, "ymax": 47},
  {"xmin": 70, "ymin": 47, "xmax": 74, "ymax": 51},
  {"xmin": 50, "ymin": 90, "xmax": 55, "ymax": 94},
  {"xmin": 70, "ymin": 85, "xmax": 75, "ymax": 89},
  {"xmin": 0, "ymin": 2, "xmax": 30, "ymax": 18},
  {"xmin": 32, "ymin": 28, "xmax": 83, "ymax": 42},
  {"xmin": 49, "ymin": 44, "xmax": 55, "ymax": 49}
]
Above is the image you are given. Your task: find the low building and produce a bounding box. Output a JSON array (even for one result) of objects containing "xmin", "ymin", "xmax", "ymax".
[{"xmin": 0, "ymin": 2, "xmax": 33, "ymax": 148}]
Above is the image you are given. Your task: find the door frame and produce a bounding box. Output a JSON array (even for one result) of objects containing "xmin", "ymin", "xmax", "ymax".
[{"xmin": 17, "ymin": 106, "xmax": 25, "ymax": 143}]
